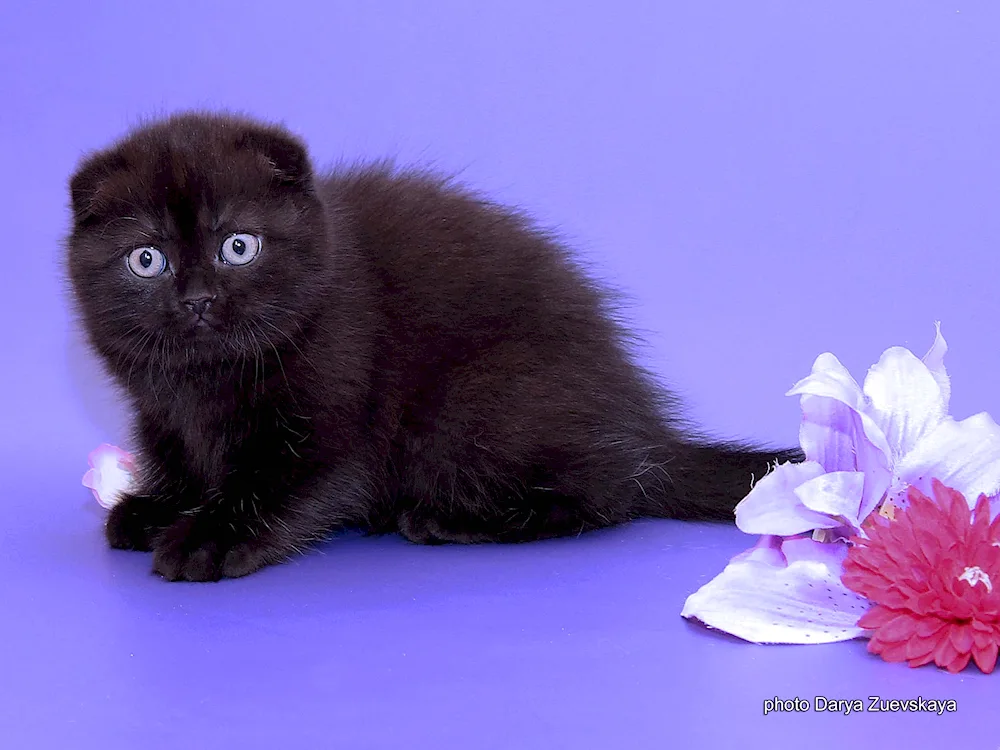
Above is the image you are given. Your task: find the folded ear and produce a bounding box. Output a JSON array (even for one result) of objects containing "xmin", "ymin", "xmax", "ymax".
[
  {"xmin": 69, "ymin": 151, "xmax": 127, "ymax": 223},
  {"xmin": 235, "ymin": 126, "xmax": 313, "ymax": 187}
]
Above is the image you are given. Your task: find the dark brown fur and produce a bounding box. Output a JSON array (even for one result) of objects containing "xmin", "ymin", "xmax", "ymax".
[{"xmin": 66, "ymin": 112, "xmax": 796, "ymax": 581}]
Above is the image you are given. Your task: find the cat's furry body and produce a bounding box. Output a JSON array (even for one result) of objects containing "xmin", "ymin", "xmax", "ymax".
[{"xmin": 67, "ymin": 113, "xmax": 795, "ymax": 581}]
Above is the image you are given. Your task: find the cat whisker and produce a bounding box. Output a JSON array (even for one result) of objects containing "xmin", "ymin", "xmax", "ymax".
[
  {"xmin": 261, "ymin": 302, "xmax": 339, "ymax": 340},
  {"xmin": 249, "ymin": 319, "xmax": 300, "ymax": 405},
  {"xmin": 121, "ymin": 328, "xmax": 156, "ymax": 390},
  {"xmin": 256, "ymin": 313, "xmax": 318, "ymax": 373}
]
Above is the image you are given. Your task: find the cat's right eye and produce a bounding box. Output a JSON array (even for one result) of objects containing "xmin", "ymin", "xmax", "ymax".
[{"xmin": 127, "ymin": 247, "xmax": 167, "ymax": 278}]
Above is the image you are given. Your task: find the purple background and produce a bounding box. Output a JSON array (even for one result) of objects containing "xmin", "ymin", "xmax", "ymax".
[{"xmin": 2, "ymin": 1, "xmax": 997, "ymax": 747}]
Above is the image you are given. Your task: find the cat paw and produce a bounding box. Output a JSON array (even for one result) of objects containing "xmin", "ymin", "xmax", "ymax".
[
  {"xmin": 106, "ymin": 493, "xmax": 173, "ymax": 551},
  {"xmin": 397, "ymin": 510, "xmax": 493, "ymax": 545},
  {"xmin": 151, "ymin": 515, "xmax": 275, "ymax": 582}
]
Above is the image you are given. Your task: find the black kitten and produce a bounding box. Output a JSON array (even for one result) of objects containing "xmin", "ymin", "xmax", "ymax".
[{"xmin": 66, "ymin": 112, "xmax": 796, "ymax": 582}]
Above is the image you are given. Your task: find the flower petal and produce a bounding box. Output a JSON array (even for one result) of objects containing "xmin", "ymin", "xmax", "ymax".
[
  {"xmin": 794, "ymin": 471, "xmax": 867, "ymax": 531},
  {"xmin": 949, "ymin": 622, "xmax": 974, "ymax": 653},
  {"xmin": 788, "ymin": 352, "xmax": 867, "ymax": 412},
  {"xmin": 934, "ymin": 635, "xmax": 960, "ymax": 671},
  {"xmin": 920, "ymin": 322, "xmax": 950, "ymax": 413},
  {"xmin": 972, "ymin": 640, "xmax": 999, "ymax": 674},
  {"xmin": 877, "ymin": 639, "xmax": 911, "ymax": 663},
  {"xmin": 863, "ymin": 344, "xmax": 946, "ymax": 460},
  {"xmin": 945, "ymin": 650, "xmax": 971, "ymax": 674},
  {"xmin": 786, "ymin": 353, "xmax": 891, "ymax": 478},
  {"xmin": 681, "ymin": 538, "xmax": 869, "ymax": 644},
  {"xmin": 908, "ymin": 650, "xmax": 938, "ymax": 668},
  {"xmin": 83, "ymin": 443, "xmax": 136, "ymax": 509},
  {"xmin": 855, "ymin": 605, "xmax": 898, "ymax": 630},
  {"xmin": 81, "ymin": 467, "xmax": 98, "ymax": 492},
  {"xmin": 735, "ymin": 461, "xmax": 843, "ymax": 536},
  {"xmin": 873, "ymin": 611, "xmax": 919, "ymax": 644},
  {"xmin": 897, "ymin": 413, "xmax": 1000, "ymax": 505},
  {"xmin": 730, "ymin": 535, "xmax": 787, "ymax": 567},
  {"xmin": 797, "ymin": 395, "xmax": 863, "ymax": 475},
  {"xmin": 905, "ymin": 633, "xmax": 938, "ymax": 660}
]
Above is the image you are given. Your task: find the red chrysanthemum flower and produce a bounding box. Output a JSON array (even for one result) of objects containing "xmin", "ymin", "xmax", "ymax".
[{"xmin": 842, "ymin": 479, "xmax": 1000, "ymax": 674}]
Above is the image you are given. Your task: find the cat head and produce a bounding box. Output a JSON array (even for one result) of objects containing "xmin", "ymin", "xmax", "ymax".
[{"xmin": 66, "ymin": 112, "xmax": 332, "ymax": 385}]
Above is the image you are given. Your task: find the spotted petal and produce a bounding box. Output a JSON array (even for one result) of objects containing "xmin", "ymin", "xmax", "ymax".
[{"xmin": 681, "ymin": 538, "xmax": 870, "ymax": 644}]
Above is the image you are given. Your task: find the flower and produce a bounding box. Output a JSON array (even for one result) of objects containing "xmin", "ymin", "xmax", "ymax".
[
  {"xmin": 82, "ymin": 444, "xmax": 136, "ymax": 509},
  {"xmin": 735, "ymin": 324, "xmax": 1000, "ymax": 538},
  {"xmin": 682, "ymin": 325, "xmax": 1000, "ymax": 645},
  {"xmin": 842, "ymin": 480, "xmax": 1000, "ymax": 673}
]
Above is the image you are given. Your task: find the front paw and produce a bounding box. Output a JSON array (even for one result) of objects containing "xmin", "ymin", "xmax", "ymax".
[
  {"xmin": 151, "ymin": 514, "xmax": 276, "ymax": 582},
  {"xmin": 106, "ymin": 493, "xmax": 176, "ymax": 551}
]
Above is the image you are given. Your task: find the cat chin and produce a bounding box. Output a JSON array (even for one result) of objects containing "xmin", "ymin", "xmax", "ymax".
[
  {"xmin": 171, "ymin": 336, "xmax": 236, "ymax": 365},
  {"xmin": 182, "ymin": 321, "xmax": 221, "ymax": 339}
]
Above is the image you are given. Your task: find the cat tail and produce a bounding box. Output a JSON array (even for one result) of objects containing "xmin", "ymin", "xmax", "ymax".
[{"xmin": 639, "ymin": 441, "xmax": 804, "ymax": 522}]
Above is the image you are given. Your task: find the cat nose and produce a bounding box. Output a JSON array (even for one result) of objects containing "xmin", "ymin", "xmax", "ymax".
[{"xmin": 183, "ymin": 295, "xmax": 216, "ymax": 316}]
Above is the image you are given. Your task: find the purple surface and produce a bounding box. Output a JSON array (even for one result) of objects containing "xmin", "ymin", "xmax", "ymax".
[{"xmin": 2, "ymin": 1, "xmax": 999, "ymax": 746}]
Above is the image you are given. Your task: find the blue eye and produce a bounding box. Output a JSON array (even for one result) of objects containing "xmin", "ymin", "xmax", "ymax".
[
  {"xmin": 220, "ymin": 233, "xmax": 262, "ymax": 266},
  {"xmin": 127, "ymin": 247, "xmax": 166, "ymax": 278}
]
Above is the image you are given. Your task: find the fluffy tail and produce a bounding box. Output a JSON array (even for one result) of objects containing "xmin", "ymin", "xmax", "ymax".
[{"xmin": 641, "ymin": 441, "xmax": 803, "ymax": 522}]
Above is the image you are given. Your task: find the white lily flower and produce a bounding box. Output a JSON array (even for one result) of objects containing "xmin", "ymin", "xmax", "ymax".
[
  {"xmin": 736, "ymin": 324, "xmax": 1000, "ymax": 536},
  {"xmin": 683, "ymin": 325, "xmax": 1000, "ymax": 644}
]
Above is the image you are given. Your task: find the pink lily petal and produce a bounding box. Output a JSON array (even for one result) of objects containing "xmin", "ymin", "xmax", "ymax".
[
  {"xmin": 789, "ymin": 352, "xmax": 867, "ymax": 411},
  {"xmin": 735, "ymin": 461, "xmax": 843, "ymax": 536},
  {"xmin": 82, "ymin": 443, "xmax": 137, "ymax": 509},
  {"xmin": 896, "ymin": 413, "xmax": 1000, "ymax": 508},
  {"xmin": 681, "ymin": 538, "xmax": 870, "ymax": 644},
  {"xmin": 796, "ymin": 393, "xmax": 892, "ymax": 522},
  {"xmin": 862, "ymin": 345, "xmax": 947, "ymax": 460},
  {"xmin": 797, "ymin": 393, "xmax": 864, "ymax": 474},
  {"xmin": 787, "ymin": 353, "xmax": 894, "ymax": 470}
]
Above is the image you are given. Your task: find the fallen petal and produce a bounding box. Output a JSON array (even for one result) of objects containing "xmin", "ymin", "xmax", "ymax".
[{"xmin": 681, "ymin": 538, "xmax": 869, "ymax": 644}]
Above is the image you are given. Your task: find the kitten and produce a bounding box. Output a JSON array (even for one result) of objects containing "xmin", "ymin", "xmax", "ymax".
[{"xmin": 67, "ymin": 112, "xmax": 797, "ymax": 582}]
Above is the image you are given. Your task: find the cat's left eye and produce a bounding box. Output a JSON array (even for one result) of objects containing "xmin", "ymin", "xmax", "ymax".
[{"xmin": 220, "ymin": 233, "xmax": 262, "ymax": 266}]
